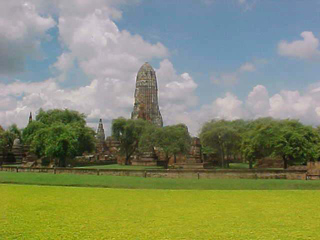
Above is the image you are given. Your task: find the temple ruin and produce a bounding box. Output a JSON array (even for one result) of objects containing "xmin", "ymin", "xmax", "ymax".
[{"xmin": 131, "ymin": 62, "xmax": 163, "ymax": 127}]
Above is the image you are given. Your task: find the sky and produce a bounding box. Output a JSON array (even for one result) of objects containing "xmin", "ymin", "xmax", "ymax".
[{"xmin": 0, "ymin": 0, "xmax": 320, "ymax": 136}]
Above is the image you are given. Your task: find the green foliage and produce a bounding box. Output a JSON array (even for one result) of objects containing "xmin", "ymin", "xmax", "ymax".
[
  {"xmin": 24, "ymin": 109, "xmax": 95, "ymax": 166},
  {"xmin": 241, "ymin": 118, "xmax": 280, "ymax": 168},
  {"xmin": 201, "ymin": 117, "xmax": 320, "ymax": 169},
  {"xmin": 271, "ymin": 120, "xmax": 320, "ymax": 168},
  {"xmin": 112, "ymin": 118, "xmax": 151, "ymax": 164},
  {"xmin": 22, "ymin": 121, "xmax": 46, "ymax": 144},
  {"xmin": 200, "ymin": 120, "xmax": 244, "ymax": 168},
  {"xmin": 31, "ymin": 123, "xmax": 78, "ymax": 167},
  {"xmin": 0, "ymin": 124, "xmax": 22, "ymax": 152},
  {"xmin": 36, "ymin": 108, "xmax": 86, "ymax": 126},
  {"xmin": 140, "ymin": 124, "xmax": 191, "ymax": 166}
]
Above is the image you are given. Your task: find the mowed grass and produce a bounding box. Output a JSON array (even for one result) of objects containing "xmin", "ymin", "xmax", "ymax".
[
  {"xmin": 1, "ymin": 184, "xmax": 320, "ymax": 240},
  {"xmin": 1, "ymin": 171, "xmax": 320, "ymax": 190},
  {"xmin": 76, "ymin": 164, "xmax": 164, "ymax": 170}
]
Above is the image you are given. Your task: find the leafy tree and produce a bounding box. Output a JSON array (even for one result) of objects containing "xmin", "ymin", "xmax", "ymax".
[
  {"xmin": 70, "ymin": 122, "xmax": 96, "ymax": 156},
  {"xmin": 36, "ymin": 108, "xmax": 86, "ymax": 126},
  {"xmin": 112, "ymin": 118, "xmax": 151, "ymax": 165},
  {"xmin": 200, "ymin": 120, "xmax": 242, "ymax": 168},
  {"xmin": 1, "ymin": 124, "xmax": 22, "ymax": 151},
  {"xmin": 0, "ymin": 126, "xmax": 6, "ymax": 165},
  {"xmin": 31, "ymin": 123, "xmax": 77, "ymax": 167},
  {"xmin": 22, "ymin": 121, "xmax": 46, "ymax": 144},
  {"xmin": 140, "ymin": 124, "xmax": 191, "ymax": 168},
  {"xmin": 241, "ymin": 118, "xmax": 279, "ymax": 168},
  {"xmin": 24, "ymin": 109, "xmax": 95, "ymax": 166},
  {"xmin": 272, "ymin": 120, "xmax": 320, "ymax": 168}
]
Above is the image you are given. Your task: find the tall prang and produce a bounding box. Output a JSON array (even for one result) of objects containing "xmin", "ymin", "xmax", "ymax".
[
  {"xmin": 96, "ymin": 119, "xmax": 105, "ymax": 142},
  {"xmin": 28, "ymin": 112, "xmax": 32, "ymax": 124},
  {"xmin": 131, "ymin": 62, "xmax": 163, "ymax": 127}
]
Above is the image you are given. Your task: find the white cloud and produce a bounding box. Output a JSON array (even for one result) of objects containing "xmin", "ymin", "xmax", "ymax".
[
  {"xmin": 211, "ymin": 61, "xmax": 257, "ymax": 86},
  {"xmin": 237, "ymin": 0, "xmax": 256, "ymax": 11},
  {"xmin": 278, "ymin": 31, "xmax": 320, "ymax": 60},
  {"xmin": 0, "ymin": 1, "xmax": 56, "ymax": 74},
  {"xmin": 239, "ymin": 62, "xmax": 256, "ymax": 72},
  {"xmin": 157, "ymin": 59, "xmax": 198, "ymax": 107},
  {"xmin": 246, "ymin": 85, "xmax": 270, "ymax": 117},
  {"xmin": 0, "ymin": 1, "xmax": 198, "ymax": 136}
]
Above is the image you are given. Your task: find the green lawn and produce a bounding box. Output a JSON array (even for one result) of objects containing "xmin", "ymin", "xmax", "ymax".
[
  {"xmin": 1, "ymin": 171, "xmax": 320, "ymax": 190},
  {"xmin": 76, "ymin": 164, "xmax": 164, "ymax": 170},
  {"xmin": 1, "ymin": 184, "xmax": 320, "ymax": 240},
  {"xmin": 76, "ymin": 163, "xmax": 251, "ymax": 170}
]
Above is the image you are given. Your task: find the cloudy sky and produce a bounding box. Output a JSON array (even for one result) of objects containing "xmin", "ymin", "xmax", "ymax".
[{"xmin": 0, "ymin": 0, "xmax": 320, "ymax": 135}]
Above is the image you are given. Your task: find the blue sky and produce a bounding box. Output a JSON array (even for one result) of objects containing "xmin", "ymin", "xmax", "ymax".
[
  {"xmin": 117, "ymin": 0, "xmax": 320, "ymax": 102},
  {"xmin": 1, "ymin": 0, "xmax": 320, "ymax": 135}
]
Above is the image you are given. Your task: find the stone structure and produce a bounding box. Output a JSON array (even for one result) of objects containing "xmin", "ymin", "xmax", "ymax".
[
  {"xmin": 131, "ymin": 62, "xmax": 163, "ymax": 127},
  {"xmin": 173, "ymin": 137, "xmax": 212, "ymax": 169},
  {"xmin": 307, "ymin": 162, "xmax": 320, "ymax": 180},
  {"xmin": 96, "ymin": 119, "xmax": 105, "ymax": 142},
  {"xmin": 132, "ymin": 151, "xmax": 158, "ymax": 166},
  {"xmin": 255, "ymin": 157, "xmax": 284, "ymax": 169},
  {"xmin": 12, "ymin": 139, "xmax": 24, "ymax": 163},
  {"xmin": 29, "ymin": 112, "xmax": 32, "ymax": 124}
]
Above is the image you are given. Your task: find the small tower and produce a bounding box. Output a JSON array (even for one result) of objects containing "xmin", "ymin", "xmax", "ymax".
[
  {"xmin": 28, "ymin": 112, "xmax": 32, "ymax": 124},
  {"xmin": 96, "ymin": 119, "xmax": 105, "ymax": 142}
]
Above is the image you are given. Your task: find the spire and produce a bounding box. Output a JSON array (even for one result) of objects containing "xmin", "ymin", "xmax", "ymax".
[
  {"xmin": 131, "ymin": 63, "xmax": 163, "ymax": 127},
  {"xmin": 28, "ymin": 112, "xmax": 32, "ymax": 124},
  {"xmin": 96, "ymin": 119, "xmax": 105, "ymax": 141}
]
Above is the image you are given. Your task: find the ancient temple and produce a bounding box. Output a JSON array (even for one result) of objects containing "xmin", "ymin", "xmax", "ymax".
[
  {"xmin": 96, "ymin": 119, "xmax": 105, "ymax": 142},
  {"xmin": 12, "ymin": 139, "xmax": 24, "ymax": 163},
  {"xmin": 28, "ymin": 112, "xmax": 32, "ymax": 124},
  {"xmin": 131, "ymin": 62, "xmax": 163, "ymax": 127}
]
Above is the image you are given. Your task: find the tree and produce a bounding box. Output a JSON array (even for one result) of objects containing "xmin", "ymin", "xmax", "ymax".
[
  {"xmin": 22, "ymin": 121, "xmax": 46, "ymax": 144},
  {"xmin": 272, "ymin": 120, "xmax": 320, "ymax": 169},
  {"xmin": 24, "ymin": 109, "xmax": 96, "ymax": 166},
  {"xmin": 2, "ymin": 124, "xmax": 23, "ymax": 151},
  {"xmin": 241, "ymin": 118, "xmax": 279, "ymax": 168},
  {"xmin": 31, "ymin": 123, "xmax": 77, "ymax": 167},
  {"xmin": 200, "ymin": 120, "xmax": 242, "ymax": 168},
  {"xmin": 36, "ymin": 108, "xmax": 86, "ymax": 126},
  {"xmin": 0, "ymin": 126, "xmax": 6, "ymax": 165},
  {"xmin": 112, "ymin": 118, "xmax": 151, "ymax": 165},
  {"xmin": 139, "ymin": 124, "xmax": 191, "ymax": 168}
]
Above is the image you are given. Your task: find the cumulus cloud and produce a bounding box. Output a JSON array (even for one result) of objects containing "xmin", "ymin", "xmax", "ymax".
[
  {"xmin": 0, "ymin": 0, "xmax": 198, "ymax": 135},
  {"xmin": 0, "ymin": 1, "xmax": 56, "ymax": 75},
  {"xmin": 237, "ymin": 0, "xmax": 256, "ymax": 11},
  {"xmin": 278, "ymin": 31, "xmax": 320, "ymax": 60},
  {"xmin": 211, "ymin": 61, "xmax": 258, "ymax": 86}
]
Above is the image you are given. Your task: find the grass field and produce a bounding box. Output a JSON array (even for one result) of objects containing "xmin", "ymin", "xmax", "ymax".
[
  {"xmin": 77, "ymin": 163, "xmax": 251, "ymax": 170},
  {"xmin": 1, "ymin": 171, "xmax": 320, "ymax": 190},
  {"xmin": 1, "ymin": 184, "xmax": 320, "ymax": 240},
  {"xmin": 76, "ymin": 164, "xmax": 164, "ymax": 170}
]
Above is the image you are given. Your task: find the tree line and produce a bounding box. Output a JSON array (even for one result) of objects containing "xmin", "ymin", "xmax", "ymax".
[
  {"xmin": 200, "ymin": 118, "xmax": 320, "ymax": 168},
  {"xmin": 1, "ymin": 108, "xmax": 320, "ymax": 169}
]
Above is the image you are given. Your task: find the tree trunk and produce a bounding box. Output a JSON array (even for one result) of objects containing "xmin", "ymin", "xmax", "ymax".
[
  {"xmin": 164, "ymin": 155, "xmax": 169, "ymax": 169},
  {"xmin": 59, "ymin": 156, "xmax": 66, "ymax": 167},
  {"xmin": 220, "ymin": 147, "xmax": 225, "ymax": 168},
  {"xmin": 283, "ymin": 155, "xmax": 288, "ymax": 169},
  {"xmin": 125, "ymin": 155, "xmax": 130, "ymax": 165},
  {"xmin": 249, "ymin": 159, "xmax": 253, "ymax": 169},
  {"xmin": 174, "ymin": 154, "xmax": 177, "ymax": 164}
]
